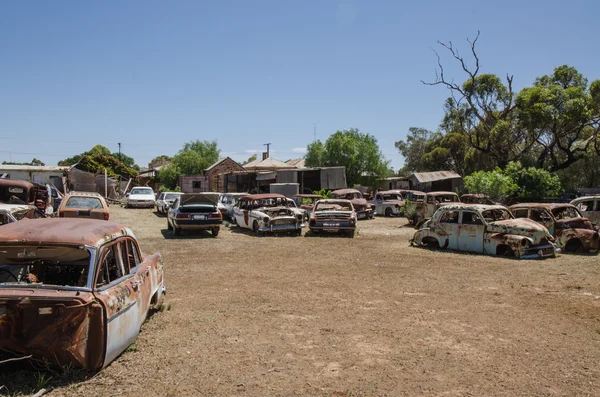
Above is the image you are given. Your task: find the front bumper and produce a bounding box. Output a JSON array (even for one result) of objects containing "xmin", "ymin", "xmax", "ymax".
[
  {"xmin": 519, "ymin": 243, "xmax": 558, "ymax": 259},
  {"xmin": 259, "ymin": 223, "xmax": 304, "ymax": 232},
  {"xmin": 128, "ymin": 200, "xmax": 155, "ymax": 208}
]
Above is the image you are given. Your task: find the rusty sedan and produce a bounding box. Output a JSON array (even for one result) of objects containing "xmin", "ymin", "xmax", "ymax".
[
  {"xmin": 329, "ymin": 189, "xmax": 374, "ymax": 220},
  {"xmin": 308, "ymin": 199, "xmax": 357, "ymax": 237},
  {"xmin": 510, "ymin": 203, "xmax": 599, "ymax": 253},
  {"xmin": 411, "ymin": 204, "xmax": 557, "ymax": 259},
  {"xmin": 0, "ymin": 218, "xmax": 165, "ymax": 370},
  {"xmin": 233, "ymin": 193, "xmax": 304, "ymax": 235}
]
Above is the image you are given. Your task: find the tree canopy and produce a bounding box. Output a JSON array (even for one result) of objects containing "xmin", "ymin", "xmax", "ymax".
[
  {"xmin": 157, "ymin": 140, "xmax": 221, "ymax": 190},
  {"xmin": 396, "ymin": 33, "xmax": 600, "ymax": 189},
  {"xmin": 305, "ymin": 128, "xmax": 389, "ymax": 186},
  {"xmin": 58, "ymin": 145, "xmax": 138, "ymax": 179},
  {"xmin": 2, "ymin": 158, "xmax": 45, "ymax": 166}
]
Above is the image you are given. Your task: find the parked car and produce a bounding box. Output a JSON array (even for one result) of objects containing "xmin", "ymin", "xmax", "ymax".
[
  {"xmin": 167, "ymin": 193, "xmax": 223, "ymax": 236},
  {"xmin": 126, "ymin": 187, "xmax": 156, "ymax": 208},
  {"xmin": 510, "ymin": 203, "xmax": 599, "ymax": 253},
  {"xmin": 220, "ymin": 193, "xmax": 247, "ymax": 220},
  {"xmin": 233, "ymin": 193, "xmax": 304, "ymax": 235},
  {"xmin": 286, "ymin": 197, "xmax": 307, "ymax": 220},
  {"xmin": 0, "ymin": 178, "xmax": 51, "ymax": 215},
  {"xmin": 58, "ymin": 191, "xmax": 110, "ymax": 221},
  {"xmin": 571, "ymin": 196, "xmax": 600, "ymax": 225},
  {"xmin": 411, "ymin": 204, "xmax": 557, "ymax": 259},
  {"xmin": 293, "ymin": 194, "xmax": 323, "ymax": 219},
  {"xmin": 408, "ymin": 191, "xmax": 460, "ymax": 226},
  {"xmin": 155, "ymin": 192, "xmax": 182, "ymax": 215},
  {"xmin": 49, "ymin": 185, "xmax": 65, "ymax": 212},
  {"xmin": 329, "ymin": 189, "xmax": 374, "ymax": 220},
  {"xmin": 197, "ymin": 192, "xmax": 228, "ymax": 217},
  {"xmin": 308, "ymin": 199, "xmax": 357, "ymax": 237},
  {"xmin": 0, "ymin": 218, "xmax": 165, "ymax": 370},
  {"xmin": 371, "ymin": 190, "xmax": 405, "ymax": 217},
  {"xmin": 0, "ymin": 203, "xmax": 44, "ymax": 225}
]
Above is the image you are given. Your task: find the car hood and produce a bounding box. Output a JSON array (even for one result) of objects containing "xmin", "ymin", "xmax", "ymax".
[
  {"xmin": 488, "ymin": 218, "xmax": 552, "ymax": 240},
  {"xmin": 561, "ymin": 217, "xmax": 595, "ymax": 230},
  {"xmin": 315, "ymin": 210, "xmax": 354, "ymax": 216},
  {"xmin": 181, "ymin": 193, "xmax": 219, "ymax": 205}
]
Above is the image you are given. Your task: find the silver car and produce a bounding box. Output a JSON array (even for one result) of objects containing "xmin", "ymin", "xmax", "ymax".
[
  {"xmin": 156, "ymin": 192, "xmax": 182, "ymax": 215},
  {"xmin": 220, "ymin": 193, "xmax": 247, "ymax": 220}
]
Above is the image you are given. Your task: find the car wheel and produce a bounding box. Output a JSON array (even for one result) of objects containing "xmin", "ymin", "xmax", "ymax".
[
  {"xmin": 384, "ymin": 207, "xmax": 392, "ymax": 217},
  {"xmin": 212, "ymin": 228, "xmax": 219, "ymax": 237},
  {"xmin": 167, "ymin": 221, "xmax": 172, "ymax": 231},
  {"xmin": 565, "ymin": 239, "xmax": 584, "ymax": 253},
  {"xmin": 253, "ymin": 220, "xmax": 261, "ymax": 234},
  {"xmin": 345, "ymin": 230, "xmax": 355, "ymax": 238},
  {"xmin": 295, "ymin": 228, "xmax": 302, "ymax": 236},
  {"xmin": 173, "ymin": 227, "xmax": 181, "ymax": 236}
]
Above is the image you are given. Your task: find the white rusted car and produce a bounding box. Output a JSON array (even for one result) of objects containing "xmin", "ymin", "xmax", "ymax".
[
  {"xmin": 408, "ymin": 191, "xmax": 460, "ymax": 226},
  {"xmin": 233, "ymin": 193, "xmax": 304, "ymax": 235},
  {"xmin": 371, "ymin": 190, "xmax": 405, "ymax": 217},
  {"xmin": 411, "ymin": 204, "xmax": 557, "ymax": 259},
  {"xmin": 571, "ymin": 196, "xmax": 600, "ymax": 225}
]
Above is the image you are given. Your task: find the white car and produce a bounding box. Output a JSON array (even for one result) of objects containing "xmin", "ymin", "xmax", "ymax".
[
  {"xmin": 233, "ymin": 193, "xmax": 304, "ymax": 235},
  {"xmin": 127, "ymin": 187, "xmax": 156, "ymax": 208},
  {"xmin": 156, "ymin": 192, "xmax": 182, "ymax": 214}
]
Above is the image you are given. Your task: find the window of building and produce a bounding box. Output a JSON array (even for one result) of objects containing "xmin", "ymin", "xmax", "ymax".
[{"xmin": 192, "ymin": 181, "xmax": 202, "ymax": 189}]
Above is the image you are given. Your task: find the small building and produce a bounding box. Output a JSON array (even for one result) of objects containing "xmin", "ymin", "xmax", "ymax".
[
  {"xmin": 0, "ymin": 165, "xmax": 70, "ymax": 191},
  {"xmin": 205, "ymin": 157, "xmax": 245, "ymax": 192},
  {"xmin": 286, "ymin": 158, "xmax": 306, "ymax": 169},
  {"xmin": 375, "ymin": 177, "xmax": 410, "ymax": 191},
  {"xmin": 243, "ymin": 157, "xmax": 296, "ymax": 172},
  {"xmin": 179, "ymin": 175, "xmax": 209, "ymax": 193},
  {"xmin": 406, "ymin": 171, "xmax": 463, "ymax": 192}
]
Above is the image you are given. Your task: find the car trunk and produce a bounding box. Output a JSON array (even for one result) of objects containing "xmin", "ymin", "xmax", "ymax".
[
  {"xmin": 0, "ymin": 289, "xmax": 105, "ymax": 370},
  {"xmin": 60, "ymin": 208, "xmax": 106, "ymax": 220}
]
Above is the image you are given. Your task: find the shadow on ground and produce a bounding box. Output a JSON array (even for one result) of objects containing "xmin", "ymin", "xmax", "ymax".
[{"xmin": 0, "ymin": 362, "xmax": 89, "ymax": 396}]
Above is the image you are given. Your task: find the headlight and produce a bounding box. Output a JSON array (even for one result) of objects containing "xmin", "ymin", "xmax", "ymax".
[
  {"xmin": 520, "ymin": 237, "xmax": 532, "ymax": 247},
  {"xmin": 263, "ymin": 217, "xmax": 269, "ymax": 223},
  {"xmin": 296, "ymin": 214, "xmax": 303, "ymax": 221}
]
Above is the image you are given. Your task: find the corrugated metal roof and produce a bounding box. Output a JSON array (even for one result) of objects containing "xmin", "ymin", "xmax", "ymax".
[
  {"xmin": 410, "ymin": 171, "xmax": 461, "ymax": 183},
  {"xmin": 0, "ymin": 165, "xmax": 69, "ymax": 172},
  {"xmin": 243, "ymin": 157, "xmax": 295, "ymax": 170},
  {"xmin": 286, "ymin": 158, "xmax": 306, "ymax": 168}
]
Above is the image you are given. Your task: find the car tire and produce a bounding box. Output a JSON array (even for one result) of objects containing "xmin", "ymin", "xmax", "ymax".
[
  {"xmin": 295, "ymin": 228, "xmax": 302, "ymax": 236},
  {"xmin": 385, "ymin": 207, "xmax": 392, "ymax": 217},
  {"xmin": 173, "ymin": 227, "xmax": 181, "ymax": 236},
  {"xmin": 346, "ymin": 230, "xmax": 355, "ymax": 238},
  {"xmin": 253, "ymin": 220, "xmax": 261, "ymax": 234},
  {"xmin": 565, "ymin": 239, "xmax": 584, "ymax": 253},
  {"xmin": 212, "ymin": 228, "xmax": 219, "ymax": 237}
]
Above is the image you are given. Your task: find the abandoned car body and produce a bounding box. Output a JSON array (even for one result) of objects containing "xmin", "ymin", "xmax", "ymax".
[
  {"xmin": 155, "ymin": 192, "xmax": 182, "ymax": 215},
  {"xmin": 329, "ymin": 189, "xmax": 374, "ymax": 220},
  {"xmin": 308, "ymin": 199, "xmax": 357, "ymax": 237},
  {"xmin": 510, "ymin": 203, "xmax": 599, "ymax": 253},
  {"xmin": 233, "ymin": 193, "xmax": 304, "ymax": 235},
  {"xmin": 167, "ymin": 193, "xmax": 223, "ymax": 236},
  {"xmin": 0, "ymin": 204, "xmax": 43, "ymax": 225},
  {"xmin": 371, "ymin": 190, "xmax": 405, "ymax": 217},
  {"xmin": 571, "ymin": 196, "xmax": 600, "ymax": 226},
  {"xmin": 293, "ymin": 194, "xmax": 324, "ymax": 219},
  {"xmin": 409, "ymin": 191, "xmax": 460, "ymax": 226},
  {"xmin": 411, "ymin": 204, "xmax": 557, "ymax": 259},
  {"xmin": 0, "ymin": 218, "xmax": 165, "ymax": 370}
]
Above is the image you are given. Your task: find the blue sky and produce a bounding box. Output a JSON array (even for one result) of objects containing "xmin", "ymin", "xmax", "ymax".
[{"xmin": 1, "ymin": 0, "xmax": 598, "ymax": 170}]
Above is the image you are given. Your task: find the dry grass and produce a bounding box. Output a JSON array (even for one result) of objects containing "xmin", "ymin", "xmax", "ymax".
[{"xmin": 3, "ymin": 207, "xmax": 600, "ymax": 396}]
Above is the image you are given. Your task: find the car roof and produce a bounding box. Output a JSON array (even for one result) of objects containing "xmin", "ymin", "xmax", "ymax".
[
  {"xmin": 0, "ymin": 179, "xmax": 34, "ymax": 189},
  {"xmin": 243, "ymin": 193, "xmax": 287, "ymax": 200},
  {"xmin": 377, "ymin": 190, "xmax": 404, "ymax": 195},
  {"xmin": 437, "ymin": 203, "xmax": 508, "ymax": 212},
  {"xmin": 0, "ymin": 218, "xmax": 132, "ymax": 248},
  {"xmin": 316, "ymin": 199, "xmax": 352, "ymax": 204},
  {"xmin": 509, "ymin": 203, "xmax": 575, "ymax": 210},
  {"xmin": 294, "ymin": 194, "xmax": 323, "ymax": 198},
  {"xmin": 67, "ymin": 191, "xmax": 103, "ymax": 197},
  {"xmin": 572, "ymin": 196, "xmax": 600, "ymax": 201},
  {"xmin": 330, "ymin": 189, "xmax": 360, "ymax": 195},
  {"xmin": 428, "ymin": 191, "xmax": 459, "ymax": 196}
]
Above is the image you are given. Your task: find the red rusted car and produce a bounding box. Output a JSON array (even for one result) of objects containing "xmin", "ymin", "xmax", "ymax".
[
  {"xmin": 510, "ymin": 203, "xmax": 600, "ymax": 253},
  {"xmin": 329, "ymin": 188, "xmax": 375, "ymax": 220},
  {"xmin": 0, "ymin": 218, "xmax": 165, "ymax": 370}
]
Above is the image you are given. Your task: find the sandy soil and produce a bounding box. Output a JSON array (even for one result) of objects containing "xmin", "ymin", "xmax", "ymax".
[{"xmin": 3, "ymin": 206, "xmax": 600, "ymax": 396}]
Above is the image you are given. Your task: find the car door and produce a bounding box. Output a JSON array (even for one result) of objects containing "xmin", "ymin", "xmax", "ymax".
[
  {"xmin": 434, "ymin": 209, "xmax": 460, "ymax": 249},
  {"xmin": 458, "ymin": 210, "xmax": 485, "ymax": 253},
  {"xmin": 168, "ymin": 198, "xmax": 179, "ymax": 227},
  {"xmin": 373, "ymin": 194, "xmax": 384, "ymax": 213},
  {"xmin": 93, "ymin": 239, "xmax": 143, "ymax": 367},
  {"xmin": 234, "ymin": 199, "xmax": 250, "ymax": 228}
]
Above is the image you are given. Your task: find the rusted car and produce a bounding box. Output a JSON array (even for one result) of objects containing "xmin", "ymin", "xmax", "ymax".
[
  {"xmin": 408, "ymin": 191, "xmax": 460, "ymax": 226},
  {"xmin": 233, "ymin": 193, "xmax": 304, "ymax": 235},
  {"xmin": 0, "ymin": 218, "xmax": 165, "ymax": 370},
  {"xmin": 308, "ymin": 199, "xmax": 357, "ymax": 237},
  {"xmin": 329, "ymin": 189, "xmax": 374, "ymax": 220},
  {"xmin": 0, "ymin": 179, "xmax": 51, "ymax": 215},
  {"xmin": 371, "ymin": 190, "xmax": 405, "ymax": 217},
  {"xmin": 411, "ymin": 204, "xmax": 557, "ymax": 259},
  {"xmin": 58, "ymin": 191, "xmax": 110, "ymax": 221},
  {"xmin": 571, "ymin": 196, "xmax": 600, "ymax": 225},
  {"xmin": 0, "ymin": 203, "xmax": 44, "ymax": 225},
  {"xmin": 510, "ymin": 203, "xmax": 599, "ymax": 253}
]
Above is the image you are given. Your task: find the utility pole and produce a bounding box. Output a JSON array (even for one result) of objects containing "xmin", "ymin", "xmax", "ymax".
[
  {"xmin": 118, "ymin": 142, "xmax": 122, "ymax": 160},
  {"xmin": 264, "ymin": 143, "xmax": 271, "ymax": 158}
]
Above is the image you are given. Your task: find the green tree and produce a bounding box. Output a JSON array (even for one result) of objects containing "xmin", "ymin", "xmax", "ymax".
[
  {"xmin": 2, "ymin": 158, "xmax": 45, "ymax": 166},
  {"xmin": 171, "ymin": 140, "xmax": 220, "ymax": 175},
  {"xmin": 243, "ymin": 154, "xmax": 257, "ymax": 165},
  {"xmin": 305, "ymin": 128, "xmax": 389, "ymax": 186},
  {"xmin": 504, "ymin": 161, "xmax": 563, "ymax": 201},
  {"xmin": 58, "ymin": 145, "xmax": 138, "ymax": 178},
  {"xmin": 157, "ymin": 163, "xmax": 181, "ymax": 190},
  {"xmin": 395, "ymin": 127, "xmax": 439, "ymax": 173},
  {"xmin": 464, "ymin": 168, "xmax": 517, "ymax": 203}
]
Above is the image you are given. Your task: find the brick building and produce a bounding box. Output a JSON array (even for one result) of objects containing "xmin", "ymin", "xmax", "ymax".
[{"xmin": 206, "ymin": 157, "xmax": 245, "ymax": 192}]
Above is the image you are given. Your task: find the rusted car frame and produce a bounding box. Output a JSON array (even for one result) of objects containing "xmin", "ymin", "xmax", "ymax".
[
  {"xmin": 571, "ymin": 196, "xmax": 600, "ymax": 226},
  {"xmin": 408, "ymin": 191, "xmax": 460, "ymax": 226},
  {"xmin": 308, "ymin": 199, "xmax": 357, "ymax": 237},
  {"xmin": 329, "ymin": 189, "xmax": 374, "ymax": 220},
  {"xmin": 233, "ymin": 193, "xmax": 304, "ymax": 235},
  {"xmin": 411, "ymin": 204, "xmax": 557, "ymax": 259},
  {"xmin": 510, "ymin": 203, "xmax": 599, "ymax": 253},
  {"xmin": 371, "ymin": 190, "xmax": 404, "ymax": 217},
  {"xmin": 0, "ymin": 218, "xmax": 165, "ymax": 370}
]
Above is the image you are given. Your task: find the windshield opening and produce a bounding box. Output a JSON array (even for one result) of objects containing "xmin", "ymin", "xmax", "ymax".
[
  {"xmin": 482, "ymin": 209, "xmax": 513, "ymax": 222},
  {"xmin": 315, "ymin": 202, "xmax": 352, "ymax": 211},
  {"xmin": 131, "ymin": 188, "xmax": 153, "ymax": 195},
  {"xmin": 65, "ymin": 197, "xmax": 103, "ymax": 209},
  {"xmin": 0, "ymin": 245, "xmax": 92, "ymax": 288},
  {"xmin": 551, "ymin": 206, "xmax": 581, "ymax": 220}
]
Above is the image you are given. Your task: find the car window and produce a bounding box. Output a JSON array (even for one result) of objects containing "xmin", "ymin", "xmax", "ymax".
[
  {"xmin": 427, "ymin": 196, "xmax": 436, "ymax": 204},
  {"xmin": 481, "ymin": 209, "xmax": 513, "ymax": 222},
  {"xmin": 439, "ymin": 210, "xmax": 459, "ymax": 223},
  {"xmin": 131, "ymin": 188, "xmax": 153, "ymax": 195},
  {"xmin": 512, "ymin": 208, "xmax": 529, "ymax": 218},
  {"xmin": 551, "ymin": 206, "xmax": 581, "ymax": 220},
  {"xmin": 0, "ymin": 213, "xmax": 10, "ymax": 225},
  {"xmin": 96, "ymin": 244, "xmax": 125, "ymax": 288},
  {"xmin": 461, "ymin": 211, "xmax": 483, "ymax": 225},
  {"xmin": 575, "ymin": 200, "xmax": 595, "ymax": 212},
  {"xmin": 171, "ymin": 198, "xmax": 179, "ymax": 209},
  {"xmin": 117, "ymin": 239, "xmax": 140, "ymax": 274},
  {"xmin": 65, "ymin": 196, "xmax": 103, "ymax": 209},
  {"xmin": 531, "ymin": 209, "xmax": 552, "ymax": 223}
]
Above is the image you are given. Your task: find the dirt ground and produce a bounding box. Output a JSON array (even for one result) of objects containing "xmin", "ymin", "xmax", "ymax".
[{"xmin": 3, "ymin": 205, "xmax": 600, "ymax": 396}]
